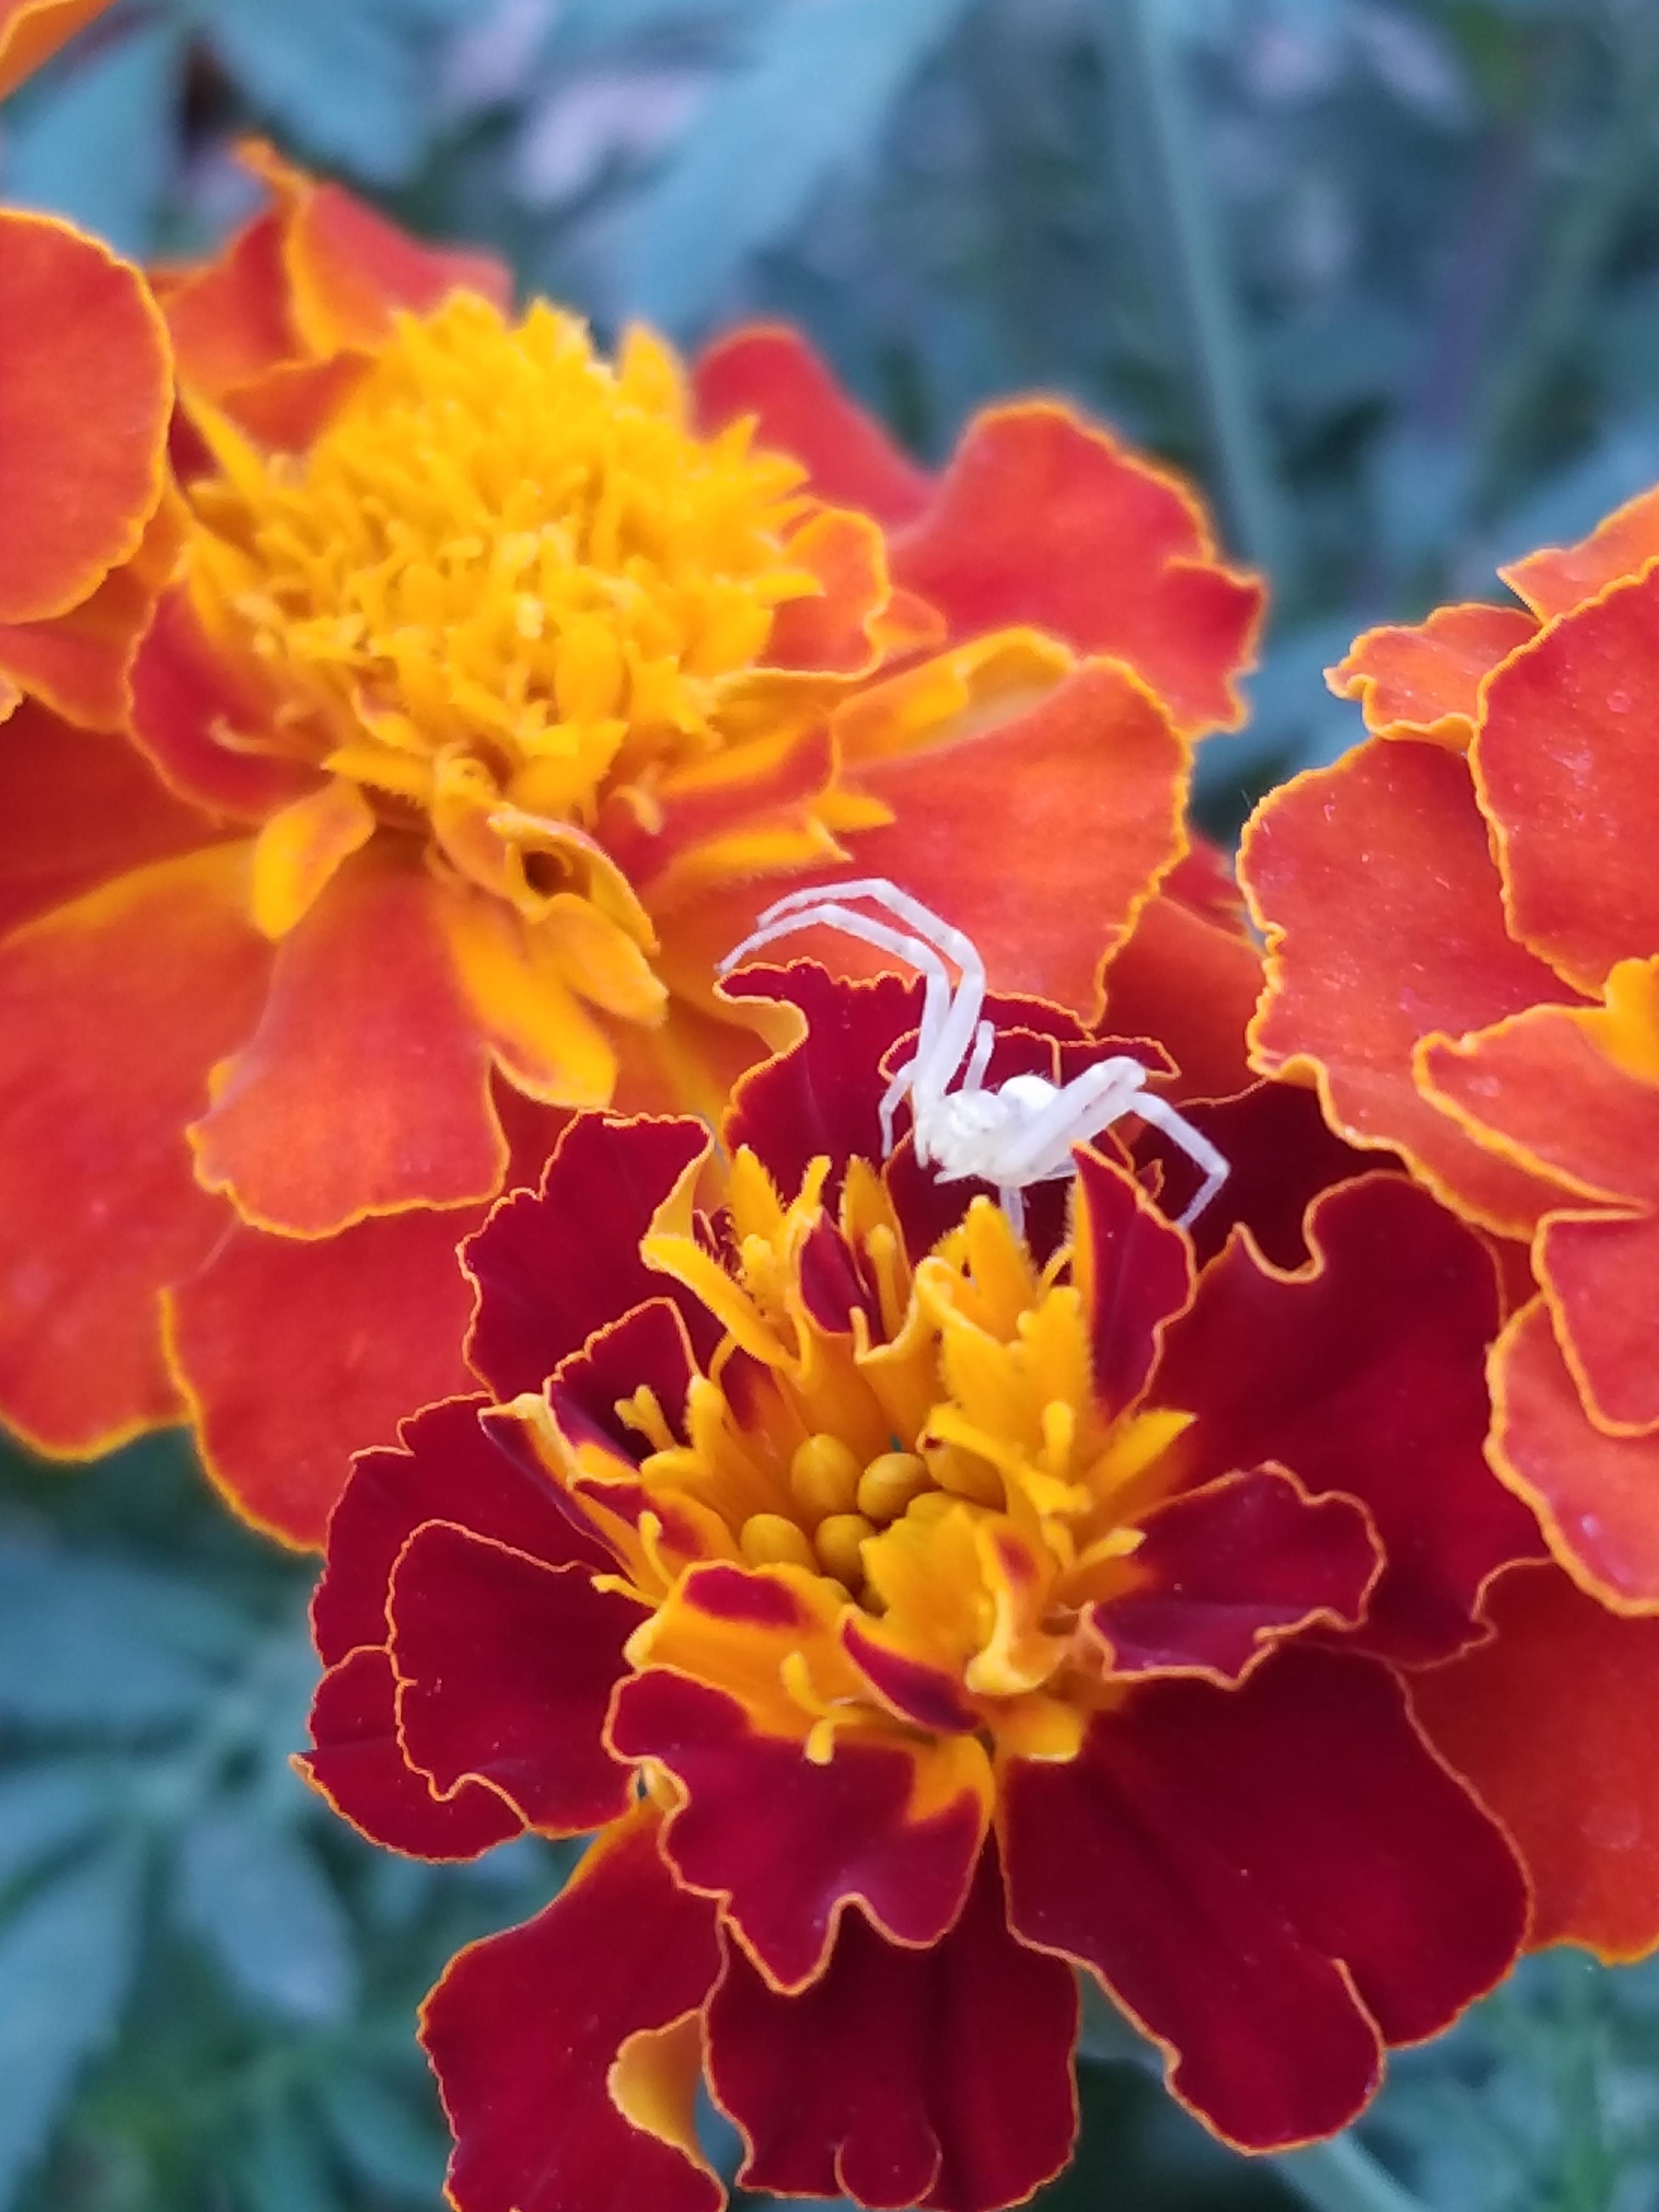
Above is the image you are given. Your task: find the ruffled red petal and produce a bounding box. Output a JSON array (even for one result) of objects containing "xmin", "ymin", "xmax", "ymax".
[
  {"xmin": 1154, "ymin": 1174, "xmax": 1543, "ymax": 1663},
  {"xmin": 1000, "ymin": 1647, "xmax": 1526, "ymax": 2150},
  {"xmin": 1412, "ymin": 1560, "xmax": 1659, "ymax": 1961},
  {"xmin": 707, "ymin": 1842, "xmax": 1077, "ymax": 2212},
  {"xmin": 1071, "ymin": 1148, "xmax": 1194, "ymax": 1413},
  {"xmin": 391, "ymin": 1523, "xmax": 640, "ymax": 1833},
  {"xmin": 1241, "ymin": 737, "xmax": 1584, "ymax": 1235},
  {"xmin": 1329, "ymin": 602, "xmax": 1535, "ymax": 748},
  {"xmin": 1500, "ymin": 482, "xmax": 1659, "ymax": 620},
  {"xmin": 1101, "ymin": 859, "xmax": 1263, "ymax": 1102},
  {"xmin": 298, "ymin": 1645, "xmax": 522, "ymax": 1859},
  {"xmin": 422, "ymin": 1808, "xmax": 724, "ymax": 2212}
]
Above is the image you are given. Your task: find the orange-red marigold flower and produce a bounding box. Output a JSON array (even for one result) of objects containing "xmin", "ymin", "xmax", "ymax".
[
  {"xmin": 1240, "ymin": 488, "xmax": 1659, "ymax": 1615},
  {"xmin": 0, "ymin": 154, "xmax": 1264, "ymax": 1547},
  {"xmin": 302, "ymin": 965, "xmax": 1537, "ymax": 2212}
]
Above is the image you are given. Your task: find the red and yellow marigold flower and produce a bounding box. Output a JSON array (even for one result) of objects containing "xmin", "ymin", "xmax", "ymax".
[
  {"xmin": 0, "ymin": 150, "xmax": 1265, "ymax": 1547},
  {"xmin": 302, "ymin": 963, "xmax": 1542, "ymax": 2212},
  {"xmin": 0, "ymin": 1, "xmax": 175, "ymax": 732}
]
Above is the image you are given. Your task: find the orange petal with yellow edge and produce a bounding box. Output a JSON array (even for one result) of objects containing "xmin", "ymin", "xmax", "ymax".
[
  {"xmin": 250, "ymin": 777, "xmax": 376, "ymax": 938},
  {"xmin": 1412, "ymin": 1560, "xmax": 1659, "ymax": 1961},
  {"xmin": 129, "ymin": 584, "xmax": 320, "ymax": 820},
  {"xmin": 891, "ymin": 402, "xmax": 1263, "ymax": 736},
  {"xmin": 1501, "ymin": 481, "xmax": 1659, "ymax": 620},
  {"xmin": 1474, "ymin": 567, "xmax": 1659, "ymax": 994},
  {"xmin": 161, "ymin": 208, "xmax": 302, "ymax": 400},
  {"xmin": 446, "ymin": 892, "xmax": 625, "ymax": 1110},
  {"xmin": 190, "ymin": 847, "xmax": 506, "ymax": 1236},
  {"xmin": 0, "ymin": 0, "xmax": 112, "ymax": 99},
  {"xmin": 1102, "ymin": 845, "xmax": 1262, "ymax": 1101},
  {"xmin": 0, "ymin": 210, "xmax": 170, "ymax": 625},
  {"xmin": 0, "ymin": 845, "xmax": 268, "ymax": 1455},
  {"xmin": 1329, "ymin": 601, "xmax": 1536, "ymax": 748},
  {"xmin": 1240, "ymin": 737, "xmax": 1585, "ymax": 1238}
]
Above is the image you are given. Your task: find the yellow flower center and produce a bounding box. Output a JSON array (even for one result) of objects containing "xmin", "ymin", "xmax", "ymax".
[
  {"xmin": 189, "ymin": 291, "xmax": 821, "ymax": 899},
  {"xmin": 582, "ymin": 1150, "xmax": 1194, "ymax": 1759}
]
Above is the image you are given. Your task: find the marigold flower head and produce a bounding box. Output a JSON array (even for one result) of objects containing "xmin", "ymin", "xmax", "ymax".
[
  {"xmin": 1240, "ymin": 484, "xmax": 1659, "ymax": 1970},
  {"xmin": 303, "ymin": 961, "xmax": 1539, "ymax": 2211},
  {"xmin": 0, "ymin": 150, "xmax": 1266, "ymax": 1547}
]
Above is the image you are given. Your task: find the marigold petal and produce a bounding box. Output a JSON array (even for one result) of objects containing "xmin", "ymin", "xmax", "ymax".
[
  {"xmin": 167, "ymin": 1215, "xmax": 487, "ymax": 1550},
  {"xmin": 298, "ymin": 1646, "xmax": 523, "ymax": 1859},
  {"xmin": 313, "ymin": 1391, "xmax": 600, "ymax": 1662},
  {"xmin": 0, "ymin": 210, "xmax": 170, "ymax": 623},
  {"xmin": 0, "ymin": 0, "xmax": 113, "ymax": 97},
  {"xmin": 189, "ymin": 849, "xmax": 505, "ymax": 1234},
  {"xmin": 1240, "ymin": 737, "xmax": 1585, "ymax": 1237},
  {"xmin": 707, "ymin": 1842, "xmax": 1078, "ymax": 2212},
  {"xmin": 421, "ymin": 1806, "xmax": 724, "ymax": 2212},
  {"xmin": 610, "ymin": 1668, "xmax": 991, "ymax": 1992},
  {"xmin": 462, "ymin": 1111, "xmax": 714, "ymax": 1401},
  {"xmin": 0, "ymin": 846, "xmax": 267, "ymax": 1455},
  {"xmin": 1412, "ymin": 1560, "xmax": 1659, "ymax": 1960},
  {"xmin": 1474, "ymin": 567, "xmax": 1659, "ymax": 992},
  {"xmin": 1487, "ymin": 1296, "xmax": 1659, "ymax": 1608},
  {"xmin": 890, "ymin": 403, "xmax": 1262, "ymax": 735},
  {"xmin": 1329, "ymin": 602, "xmax": 1536, "ymax": 748},
  {"xmin": 249, "ymin": 776, "xmax": 376, "ymax": 938},
  {"xmin": 1155, "ymin": 1173, "xmax": 1543, "ymax": 1662},
  {"xmin": 1091, "ymin": 1467, "xmax": 1379, "ymax": 1680},
  {"xmin": 692, "ymin": 325, "xmax": 933, "ymax": 529},
  {"xmin": 1000, "ymin": 1648, "xmax": 1526, "ymax": 2151},
  {"xmin": 1500, "ymin": 482, "xmax": 1659, "ymax": 620},
  {"xmin": 444, "ymin": 892, "xmax": 626, "ymax": 1108},
  {"xmin": 1101, "ymin": 849, "xmax": 1262, "ymax": 1102},
  {"xmin": 1071, "ymin": 1148, "xmax": 1194, "ymax": 1415},
  {"xmin": 392, "ymin": 1523, "xmax": 641, "ymax": 1833}
]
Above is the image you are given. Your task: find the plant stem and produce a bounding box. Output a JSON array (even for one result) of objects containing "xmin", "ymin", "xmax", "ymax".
[
  {"xmin": 1274, "ymin": 2134, "xmax": 1430, "ymax": 2212},
  {"xmin": 1107, "ymin": 0, "xmax": 1294, "ymax": 593}
]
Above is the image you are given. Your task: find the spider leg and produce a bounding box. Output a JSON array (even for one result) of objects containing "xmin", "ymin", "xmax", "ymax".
[
  {"xmin": 1131, "ymin": 1092, "xmax": 1231, "ymax": 1229},
  {"xmin": 998, "ymin": 1183, "xmax": 1028, "ymax": 1240},
  {"xmin": 718, "ymin": 902, "xmax": 956, "ymax": 1159},
  {"xmin": 733, "ymin": 877, "xmax": 988, "ymax": 1111},
  {"xmin": 964, "ymin": 1019, "xmax": 995, "ymax": 1090},
  {"xmin": 994, "ymin": 1056, "xmax": 1153, "ymax": 1183}
]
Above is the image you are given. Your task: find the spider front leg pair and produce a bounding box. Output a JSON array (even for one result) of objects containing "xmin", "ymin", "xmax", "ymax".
[{"xmin": 718, "ymin": 879, "xmax": 1230, "ymax": 1233}]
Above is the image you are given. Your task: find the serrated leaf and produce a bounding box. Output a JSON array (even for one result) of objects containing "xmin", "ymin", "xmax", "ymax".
[
  {"xmin": 613, "ymin": 0, "xmax": 974, "ymax": 331},
  {"xmin": 0, "ymin": 1765, "xmax": 110, "ymax": 1893},
  {"xmin": 0, "ymin": 1841, "xmax": 144, "ymax": 2205},
  {"xmin": 174, "ymin": 1798, "xmax": 358, "ymax": 2024},
  {"xmin": 0, "ymin": 20, "xmax": 183, "ymax": 255},
  {"xmin": 0, "ymin": 1542, "xmax": 233, "ymax": 1733}
]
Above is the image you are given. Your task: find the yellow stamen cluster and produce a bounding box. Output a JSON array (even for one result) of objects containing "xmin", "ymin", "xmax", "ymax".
[{"xmin": 189, "ymin": 293, "xmax": 817, "ymax": 877}]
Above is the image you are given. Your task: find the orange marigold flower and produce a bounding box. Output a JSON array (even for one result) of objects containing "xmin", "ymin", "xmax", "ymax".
[
  {"xmin": 0, "ymin": 2, "xmax": 174, "ymax": 731},
  {"xmin": 0, "ymin": 155, "xmax": 1264, "ymax": 1547},
  {"xmin": 302, "ymin": 964, "xmax": 1535, "ymax": 2211}
]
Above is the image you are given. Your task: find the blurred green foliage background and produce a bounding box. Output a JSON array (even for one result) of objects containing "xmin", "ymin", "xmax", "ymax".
[{"xmin": 5, "ymin": 1, "xmax": 1659, "ymax": 2205}]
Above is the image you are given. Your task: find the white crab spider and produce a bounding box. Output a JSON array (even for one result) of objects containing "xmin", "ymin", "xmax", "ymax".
[{"xmin": 716, "ymin": 877, "xmax": 1229, "ymax": 1236}]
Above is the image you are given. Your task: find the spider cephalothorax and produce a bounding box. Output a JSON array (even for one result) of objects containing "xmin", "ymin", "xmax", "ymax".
[{"xmin": 719, "ymin": 878, "xmax": 1228, "ymax": 1232}]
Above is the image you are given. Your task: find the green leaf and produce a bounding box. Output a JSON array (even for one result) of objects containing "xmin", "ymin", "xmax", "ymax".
[
  {"xmin": 613, "ymin": 0, "xmax": 974, "ymax": 332},
  {"xmin": 235, "ymin": 2093, "xmax": 347, "ymax": 2212},
  {"xmin": 314, "ymin": 2070, "xmax": 445, "ymax": 2203},
  {"xmin": 0, "ymin": 1542, "xmax": 233, "ymax": 1733},
  {"xmin": 0, "ymin": 1764, "xmax": 110, "ymax": 1893},
  {"xmin": 196, "ymin": 0, "xmax": 438, "ymax": 184},
  {"xmin": 0, "ymin": 20, "xmax": 184, "ymax": 255},
  {"xmin": 0, "ymin": 1841, "xmax": 145, "ymax": 2206},
  {"xmin": 173, "ymin": 1799, "xmax": 358, "ymax": 2024}
]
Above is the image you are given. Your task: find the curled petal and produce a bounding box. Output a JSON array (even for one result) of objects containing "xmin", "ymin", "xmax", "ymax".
[
  {"xmin": 1501, "ymin": 482, "xmax": 1659, "ymax": 620},
  {"xmin": 1153, "ymin": 1175, "xmax": 1543, "ymax": 1664},
  {"xmin": 1000, "ymin": 1648, "xmax": 1526, "ymax": 2151},
  {"xmin": 422, "ymin": 1807, "xmax": 724, "ymax": 2212},
  {"xmin": 1412, "ymin": 1561, "xmax": 1659, "ymax": 1961},
  {"xmin": 1241, "ymin": 737, "xmax": 1583, "ymax": 1236},
  {"xmin": 1329, "ymin": 602, "xmax": 1535, "ymax": 748},
  {"xmin": 0, "ymin": 847, "xmax": 268, "ymax": 1455},
  {"xmin": 1101, "ymin": 846, "xmax": 1263, "ymax": 1102},
  {"xmin": 608, "ymin": 1668, "xmax": 991, "ymax": 1992},
  {"xmin": 708, "ymin": 1842, "xmax": 1078, "ymax": 2212},
  {"xmin": 0, "ymin": 0, "xmax": 114, "ymax": 97},
  {"xmin": 249, "ymin": 778, "xmax": 376, "ymax": 938},
  {"xmin": 298, "ymin": 1646, "xmax": 522, "ymax": 1860},
  {"xmin": 1071, "ymin": 1148, "xmax": 1194, "ymax": 1413}
]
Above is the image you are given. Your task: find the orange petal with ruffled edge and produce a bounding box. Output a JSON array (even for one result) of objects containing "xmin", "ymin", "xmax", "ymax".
[
  {"xmin": 1420, "ymin": 959, "xmax": 1659, "ymax": 1432},
  {"xmin": 421, "ymin": 1805, "xmax": 724, "ymax": 2212},
  {"xmin": 1501, "ymin": 482, "xmax": 1659, "ymax": 621},
  {"xmin": 0, "ymin": 845, "xmax": 268, "ymax": 1455},
  {"xmin": 160, "ymin": 208, "xmax": 303, "ymax": 402},
  {"xmin": 1474, "ymin": 567, "xmax": 1659, "ymax": 994},
  {"xmin": 890, "ymin": 404, "xmax": 1263, "ymax": 737},
  {"xmin": 1329, "ymin": 601, "xmax": 1536, "ymax": 749},
  {"xmin": 1487, "ymin": 1296, "xmax": 1659, "ymax": 1609},
  {"xmin": 129, "ymin": 584, "xmax": 320, "ymax": 820},
  {"xmin": 1102, "ymin": 844, "xmax": 1262, "ymax": 1101},
  {"xmin": 0, "ymin": 702, "xmax": 222, "ymax": 939},
  {"xmin": 692, "ymin": 324, "xmax": 933, "ymax": 529},
  {"xmin": 0, "ymin": 210, "xmax": 170, "ymax": 630},
  {"xmin": 1412, "ymin": 1560, "xmax": 1659, "ymax": 1960},
  {"xmin": 1240, "ymin": 736, "xmax": 1584, "ymax": 1237},
  {"xmin": 0, "ymin": 0, "xmax": 112, "ymax": 99},
  {"xmin": 189, "ymin": 847, "xmax": 506, "ymax": 1236}
]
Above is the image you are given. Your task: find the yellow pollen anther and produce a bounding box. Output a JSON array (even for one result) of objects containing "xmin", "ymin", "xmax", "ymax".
[
  {"xmin": 789, "ymin": 1434, "xmax": 862, "ymax": 1525},
  {"xmin": 739, "ymin": 1513, "xmax": 817, "ymax": 1572},
  {"xmin": 814, "ymin": 1513, "xmax": 876, "ymax": 1589},
  {"xmin": 856, "ymin": 1451, "xmax": 930, "ymax": 1525}
]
